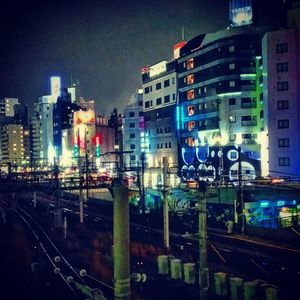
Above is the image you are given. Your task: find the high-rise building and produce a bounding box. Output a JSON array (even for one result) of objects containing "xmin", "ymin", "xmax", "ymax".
[
  {"xmin": 53, "ymin": 88, "xmax": 80, "ymax": 158},
  {"xmin": 177, "ymin": 27, "xmax": 264, "ymax": 182},
  {"xmin": 29, "ymin": 103, "xmax": 42, "ymax": 164},
  {"xmin": 0, "ymin": 98, "xmax": 19, "ymax": 117},
  {"xmin": 123, "ymin": 89, "xmax": 144, "ymax": 168},
  {"xmin": 1, "ymin": 124, "xmax": 25, "ymax": 163},
  {"xmin": 142, "ymin": 60, "xmax": 179, "ymax": 187},
  {"xmin": 262, "ymin": 1, "xmax": 300, "ymax": 177}
]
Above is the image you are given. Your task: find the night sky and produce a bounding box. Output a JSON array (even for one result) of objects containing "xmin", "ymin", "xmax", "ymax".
[{"xmin": 0, "ymin": 0, "xmax": 286, "ymax": 115}]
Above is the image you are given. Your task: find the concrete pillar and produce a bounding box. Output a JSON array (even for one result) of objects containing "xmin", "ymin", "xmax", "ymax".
[
  {"xmin": 244, "ymin": 281, "xmax": 257, "ymax": 300},
  {"xmin": 113, "ymin": 179, "xmax": 130, "ymax": 300},
  {"xmin": 157, "ymin": 255, "xmax": 169, "ymax": 275},
  {"xmin": 265, "ymin": 287, "xmax": 278, "ymax": 300},
  {"xmin": 230, "ymin": 277, "xmax": 243, "ymax": 300},
  {"xmin": 214, "ymin": 272, "xmax": 227, "ymax": 296},
  {"xmin": 183, "ymin": 263, "xmax": 196, "ymax": 284},
  {"xmin": 170, "ymin": 259, "xmax": 182, "ymax": 279},
  {"xmin": 199, "ymin": 183, "xmax": 209, "ymax": 300}
]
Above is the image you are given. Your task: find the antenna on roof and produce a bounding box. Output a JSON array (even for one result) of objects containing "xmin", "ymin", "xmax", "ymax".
[{"xmin": 181, "ymin": 27, "xmax": 185, "ymax": 41}]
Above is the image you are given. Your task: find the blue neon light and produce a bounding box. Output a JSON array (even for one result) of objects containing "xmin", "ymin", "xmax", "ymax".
[
  {"xmin": 276, "ymin": 200, "xmax": 285, "ymax": 207},
  {"xmin": 176, "ymin": 106, "xmax": 180, "ymax": 130}
]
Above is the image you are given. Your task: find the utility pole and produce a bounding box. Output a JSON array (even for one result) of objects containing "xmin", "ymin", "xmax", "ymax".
[
  {"xmin": 199, "ymin": 180, "xmax": 209, "ymax": 300},
  {"xmin": 141, "ymin": 152, "xmax": 146, "ymax": 217},
  {"xmin": 113, "ymin": 178, "xmax": 130, "ymax": 300},
  {"xmin": 54, "ymin": 159, "xmax": 62, "ymax": 228},
  {"xmin": 218, "ymin": 146, "xmax": 224, "ymax": 186},
  {"xmin": 79, "ymin": 158, "xmax": 84, "ymax": 224},
  {"xmin": 238, "ymin": 146, "xmax": 244, "ymax": 234},
  {"xmin": 162, "ymin": 157, "xmax": 170, "ymax": 249}
]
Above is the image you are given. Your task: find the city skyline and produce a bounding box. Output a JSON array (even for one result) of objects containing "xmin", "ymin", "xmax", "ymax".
[{"xmin": 0, "ymin": 0, "xmax": 285, "ymax": 114}]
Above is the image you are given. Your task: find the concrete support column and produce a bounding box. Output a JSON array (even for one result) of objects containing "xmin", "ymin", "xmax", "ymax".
[
  {"xmin": 214, "ymin": 272, "xmax": 227, "ymax": 296},
  {"xmin": 199, "ymin": 182, "xmax": 209, "ymax": 300},
  {"xmin": 265, "ymin": 287, "xmax": 278, "ymax": 300},
  {"xmin": 230, "ymin": 277, "xmax": 243, "ymax": 300},
  {"xmin": 170, "ymin": 259, "xmax": 182, "ymax": 279},
  {"xmin": 244, "ymin": 281, "xmax": 257, "ymax": 300},
  {"xmin": 113, "ymin": 179, "xmax": 130, "ymax": 300},
  {"xmin": 183, "ymin": 263, "xmax": 196, "ymax": 284},
  {"xmin": 157, "ymin": 255, "xmax": 169, "ymax": 275}
]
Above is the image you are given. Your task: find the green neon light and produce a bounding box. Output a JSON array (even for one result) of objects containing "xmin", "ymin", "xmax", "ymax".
[
  {"xmin": 217, "ymin": 92, "xmax": 242, "ymax": 97},
  {"xmin": 240, "ymin": 74, "xmax": 256, "ymax": 78}
]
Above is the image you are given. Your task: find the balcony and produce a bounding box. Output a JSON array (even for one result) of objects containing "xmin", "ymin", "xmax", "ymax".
[
  {"xmin": 241, "ymin": 84, "xmax": 256, "ymax": 91},
  {"xmin": 242, "ymin": 139, "xmax": 257, "ymax": 145},
  {"xmin": 241, "ymin": 102, "xmax": 257, "ymax": 109},
  {"xmin": 241, "ymin": 120, "xmax": 257, "ymax": 126}
]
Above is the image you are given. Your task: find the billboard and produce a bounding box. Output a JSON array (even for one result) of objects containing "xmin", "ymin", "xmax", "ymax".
[
  {"xmin": 74, "ymin": 109, "xmax": 95, "ymax": 125},
  {"xmin": 51, "ymin": 76, "xmax": 61, "ymax": 98},
  {"xmin": 229, "ymin": 0, "xmax": 253, "ymax": 27}
]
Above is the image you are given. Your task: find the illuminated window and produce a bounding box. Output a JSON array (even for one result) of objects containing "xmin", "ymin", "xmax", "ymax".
[
  {"xmin": 187, "ymin": 74, "xmax": 194, "ymax": 85},
  {"xmin": 229, "ymin": 134, "xmax": 236, "ymax": 141},
  {"xmin": 229, "ymin": 80, "xmax": 235, "ymax": 87},
  {"xmin": 187, "ymin": 106, "xmax": 195, "ymax": 116},
  {"xmin": 279, "ymin": 157, "xmax": 290, "ymax": 166},
  {"xmin": 229, "ymin": 116, "xmax": 236, "ymax": 123},
  {"xmin": 187, "ymin": 89, "xmax": 195, "ymax": 100},
  {"xmin": 187, "ymin": 58, "xmax": 194, "ymax": 70},
  {"xmin": 229, "ymin": 63, "xmax": 235, "ymax": 70},
  {"xmin": 229, "ymin": 45, "xmax": 235, "ymax": 52},
  {"xmin": 188, "ymin": 137, "xmax": 195, "ymax": 147},
  {"xmin": 188, "ymin": 121, "xmax": 195, "ymax": 131}
]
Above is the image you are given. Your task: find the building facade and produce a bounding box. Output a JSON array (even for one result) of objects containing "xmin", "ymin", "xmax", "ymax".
[
  {"xmin": 1, "ymin": 124, "xmax": 25, "ymax": 163},
  {"xmin": 0, "ymin": 98, "xmax": 19, "ymax": 117},
  {"xmin": 123, "ymin": 89, "xmax": 143, "ymax": 168},
  {"xmin": 177, "ymin": 28, "xmax": 264, "ymax": 182},
  {"xmin": 262, "ymin": 2, "xmax": 300, "ymax": 177},
  {"xmin": 142, "ymin": 60, "xmax": 179, "ymax": 187}
]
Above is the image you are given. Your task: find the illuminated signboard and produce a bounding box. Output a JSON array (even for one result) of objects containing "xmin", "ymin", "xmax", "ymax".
[
  {"xmin": 173, "ymin": 41, "xmax": 186, "ymax": 59},
  {"xmin": 74, "ymin": 110, "xmax": 95, "ymax": 125},
  {"xmin": 149, "ymin": 61, "xmax": 167, "ymax": 78},
  {"xmin": 51, "ymin": 76, "xmax": 61, "ymax": 98},
  {"xmin": 229, "ymin": 0, "xmax": 253, "ymax": 27}
]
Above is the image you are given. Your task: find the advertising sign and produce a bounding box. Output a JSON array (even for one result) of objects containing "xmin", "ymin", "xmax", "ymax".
[
  {"xmin": 74, "ymin": 110, "xmax": 95, "ymax": 125},
  {"xmin": 229, "ymin": 0, "xmax": 253, "ymax": 27}
]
